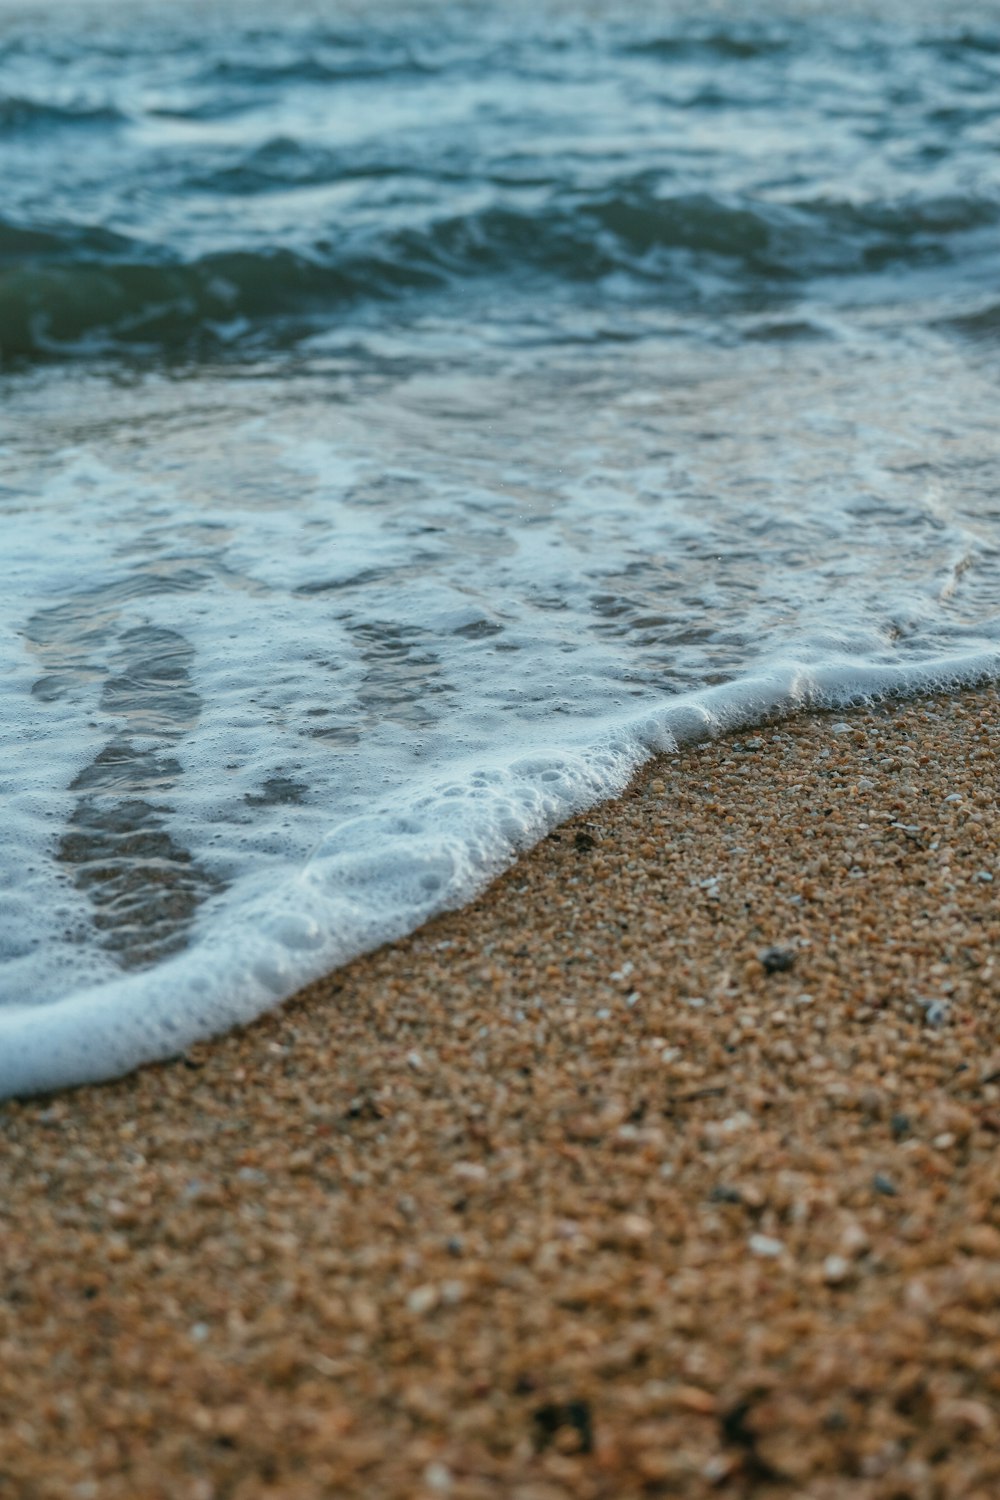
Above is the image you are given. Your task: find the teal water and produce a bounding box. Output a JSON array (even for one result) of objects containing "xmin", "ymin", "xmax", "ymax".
[{"xmin": 3, "ymin": 0, "xmax": 999, "ymax": 361}]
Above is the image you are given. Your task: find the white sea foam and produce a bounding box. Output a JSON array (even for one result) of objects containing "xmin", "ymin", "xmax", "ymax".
[
  {"xmin": 1, "ymin": 327, "xmax": 999, "ymax": 1097},
  {"xmin": 3, "ymin": 651, "xmax": 998, "ymax": 1098}
]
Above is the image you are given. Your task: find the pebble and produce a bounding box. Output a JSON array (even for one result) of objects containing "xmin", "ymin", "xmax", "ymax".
[
  {"xmin": 423, "ymin": 1462, "xmax": 453, "ymax": 1493},
  {"xmin": 407, "ymin": 1285, "xmax": 439, "ymax": 1316},
  {"xmin": 759, "ymin": 945, "xmax": 796, "ymax": 974},
  {"xmin": 921, "ymin": 999, "xmax": 950, "ymax": 1027},
  {"xmin": 749, "ymin": 1234, "xmax": 786, "ymax": 1258}
]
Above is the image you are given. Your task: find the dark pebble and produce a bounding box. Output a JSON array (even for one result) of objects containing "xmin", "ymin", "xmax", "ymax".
[
  {"xmin": 759, "ymin": 945, "xmax": 796, "ymax": 975},
  {"xmin": 709, "ymin": 1184, "xmax": 744, "ymax": 1204},
  {"xmin": 533, "ymin": 1399, "xmax": 594, "ymax": 1454}
]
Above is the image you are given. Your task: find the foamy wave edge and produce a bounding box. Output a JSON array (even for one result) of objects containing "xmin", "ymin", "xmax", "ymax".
[{"xmin": 3, "ymin": 649, "xmax": 997, "ymax": 1099}]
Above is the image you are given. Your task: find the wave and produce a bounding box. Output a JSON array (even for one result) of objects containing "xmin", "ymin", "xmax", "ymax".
[
  {"xmin": 2, "ymin": 185, "xmax": 997, "ymax": 363},
  {"xmin": 947, "ymin": 301, "xmax": 1000, "ymax": 343},
  {"xmin": 203, "ymin": 50, "xmax": 435, "ymax": 87},
  {"xmin": 1, "ymin": 649, "xmax": 997, "ymax": 1099},
  {"xmin": 0, "ymin": 95, "xmax": 123, "ymax": 133},
  {"xmin": 187, "ymin": 135, "xmax": 388, "ymax": 194},
  {"xmin": 624, "ymin": 29, "xmax": 792, "ymax": 61},
  {"xmin": 922, "ymin": 27, "xmax": 1000, "ymax": 58}
]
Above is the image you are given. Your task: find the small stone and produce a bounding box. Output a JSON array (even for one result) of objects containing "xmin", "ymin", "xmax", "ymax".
[
  {"xmin": 636, "ymin": 1452, "xmax": 674, "ymax": 1483},
  {"xmin": 423, "ymin": 1462, "xmax": 453, "ymax": 1493},
  {"xmin": 961, "ymin": 1224, "xmax": 1000, "ymax": 1257},
  {"xmin": 759, "ymin": 946, "xmax": 795, "ymax": 975},
  {"xmin": 710, "ymin": 1184, "xmax": 743, "ymax": 1205},
  {"xmin": 702, "ymin": 1454, "xmax": 740, "ymax": 1483},
  {"xmin": 451, "ymin": 1161, "xmax": 488, "ymax": 1183},
  {"xmin": 873, "ymin": 1172, "xmax": 898, "ymax": 1196},
  {"xmin": 823, "ymin": 1255, "xmax": 851, "ymax": 1285},
  {"xmin": 749, "ymin": 1233, "xmax": 785, "ymax": 1258},
  {"xmin": 618, "ymin": 1212, "xmax": 653, "ymax": 1242},
  {"xmin": 672, "ymin": 1384, "xmax": 717, "ymax": 1415},
  {"xmin": 407, "ymin": 1284, "xmax": 439, "ymax": 1316},
  {"xmin": 980, "ymin": 1055, "xmax": 1000, "ymax": 1085},
  {"xmin": 936, "ymin": 1399, "xmax": 995, "ymax": 1433},
  {"xmin": 840, "ymin": 1222, "xmax": 870, "ymax": 1258}
]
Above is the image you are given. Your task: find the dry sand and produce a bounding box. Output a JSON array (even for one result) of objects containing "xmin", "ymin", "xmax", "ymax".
[{"xmin": 2, "ymin": 685, "xmax": 999, "ymax": 1500}]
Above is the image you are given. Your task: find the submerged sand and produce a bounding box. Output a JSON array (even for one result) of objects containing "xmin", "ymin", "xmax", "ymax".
[{"xmin": 2, "ymin": 686, "xmax": 999, "ymax": 1499}]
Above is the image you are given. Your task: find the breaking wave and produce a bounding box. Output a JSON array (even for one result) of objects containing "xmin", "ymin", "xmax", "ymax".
[{"xmin": 3, "ymin": 187, "xmax": 997, "ymax": 362}]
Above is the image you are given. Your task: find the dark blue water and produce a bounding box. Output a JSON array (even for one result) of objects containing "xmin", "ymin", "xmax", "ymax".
[{"xmin": 2, "ymin": 0, "xmax": 998, "ymax": 364}]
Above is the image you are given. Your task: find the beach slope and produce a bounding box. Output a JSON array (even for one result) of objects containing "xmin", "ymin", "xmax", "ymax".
[{"xmin": 2, "ymin": 687, "xmax": 999, "ymax": 1499}]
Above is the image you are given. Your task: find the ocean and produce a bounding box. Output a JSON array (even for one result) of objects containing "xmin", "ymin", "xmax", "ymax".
[{"xmin": 1, "ymin": 0, "xmax": 998, "ymax": 1095}]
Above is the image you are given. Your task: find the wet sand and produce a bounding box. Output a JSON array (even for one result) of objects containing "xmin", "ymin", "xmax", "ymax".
[{"xmin": 2, "ymin": 685, "xmax": 999, "ymax": 1500}]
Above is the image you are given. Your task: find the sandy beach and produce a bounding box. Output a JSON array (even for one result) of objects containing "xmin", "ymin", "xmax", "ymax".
[{"xmin": 2, "ymin": 684, "xmax": 999, "ymax": 1500}]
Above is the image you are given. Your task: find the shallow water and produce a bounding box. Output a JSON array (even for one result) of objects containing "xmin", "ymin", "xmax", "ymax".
[{"xmin": 1, "ymin": 0, "xmax": 999, "ymax": 1094}]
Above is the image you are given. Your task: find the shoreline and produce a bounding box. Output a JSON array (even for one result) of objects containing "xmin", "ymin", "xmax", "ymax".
[{"xmin": 2, "ymin": 684, "xmax": 999, "ymax": 1498}]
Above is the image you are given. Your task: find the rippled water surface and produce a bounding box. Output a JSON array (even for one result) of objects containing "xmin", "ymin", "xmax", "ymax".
[{"xmin": 2, "ymin": 0, "xmax": 999, "ymax": 1092}]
